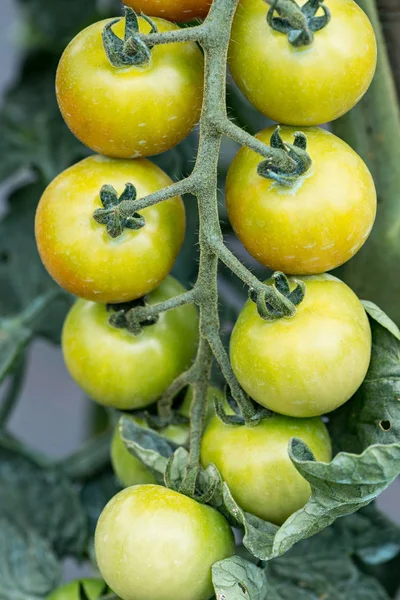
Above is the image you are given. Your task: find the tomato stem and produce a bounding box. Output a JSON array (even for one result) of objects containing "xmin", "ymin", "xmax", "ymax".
[
  {"xmin": 103, "ymin": 6, "xmax": 205, "ymax": 68},
  {"xmin": 266, "ymin": 0, "xmax": 331, "ymax": 47},
  {"xmin": 109, "ymin": 289, "xmax": 197, "ymax": 336},
  {"xmin": 106, "ymin": 0, "xmax": 308, "ymax": 495},
  {"xmin": 0, "ymin": 357, "xmax": 26, "ymax": 429}
]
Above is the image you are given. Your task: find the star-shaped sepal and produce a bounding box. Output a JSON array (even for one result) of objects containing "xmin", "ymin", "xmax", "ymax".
[{"xmin": 93, "ymin": 182, "xmax": 146, "ymax": 239}]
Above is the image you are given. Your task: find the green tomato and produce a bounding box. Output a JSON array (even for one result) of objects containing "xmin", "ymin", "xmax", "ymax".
[
  {"xmin": 62, "ymin": 276, "xmax": 199, "ymax": 410},
  {"xmin": 48, "ymin": 579, "xmax": 111, "ymax": 600},
  {"xmin": 229, "ymin": 0, "xmax": 376, "ymax": 126},
  {"xmin": 230, "ymin": 274, "xmax": 371, "ymax": 417},
  {"xmin": 201, "ymin": 414, "xmax": 332, "ymax": 525},
  {"xmin": 111, "ymin": 387, "xmax": 224, "ymax": 487},
  {"xmin": 95, "ymin": 485, "xmax": 235, "ymax": 600}
]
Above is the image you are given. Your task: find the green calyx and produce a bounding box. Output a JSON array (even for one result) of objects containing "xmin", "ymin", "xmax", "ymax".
[
  {"xmin": 266, "ymin": 0, "xmax": 331, "ymax": 47},
  {"xmin": 102, "ymin": 7, "xmax": 157, "ymax": 68},
  {"xmin": 93, "ymin": 183, "xmax": 145, "ymax": 239},
  {"xmin": 107, "ymin": 297, "xmax": 158, "ymax": 336},
  {"xmin": 213, "ymin": 390, "xmax": 273, "ymax": 427},
  {"xmin": 249, "ymin": 272, "xmax": 306, "ymax": 321},
  {"xmin": 257, "ymin": 126, "xmax": 312, "ymax": 187}
]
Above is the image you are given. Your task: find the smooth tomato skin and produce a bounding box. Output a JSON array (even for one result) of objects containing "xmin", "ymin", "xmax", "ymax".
[
  {"xmin": 35, "ymin": 155, "xmax": 185, "ymax": 303},
  {"xmin": 56, "ymin": 17, "xmax": 204, "ymax": 158},
  {"xmin": 230, "ymin": 274, "xmax": 372, "ymax": 417},
  {"xmin": 95, "ymin": 485, "xmax": 235, "ymax": 600},
  {"xmin": 48, "ymin": 579, "xmax": 111, "ymax": 600},
  {"xmin": 124, "ymin": 0, "xmax": 211, "ymax": 21},
  {"xmin": 226, "ymin": 126, "xmax": 376, "ymax": 274},
  {"xmin": 229, "ymin": 0, "xmax": 377, "ymax": 125},
  {"xmin": 201, "ymin": 414, "xmax": 331, "ymax": 525},
  {"xmin": 62, "ymin": 276, "xmax": 199, "ymax": 410},
  {"xmin": 111, "ymin": 387, "xmax": 224, "ymax": 487}
]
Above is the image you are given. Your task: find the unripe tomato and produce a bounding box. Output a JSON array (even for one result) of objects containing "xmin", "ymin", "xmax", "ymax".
[
  {"xmin": 35, "ymin": 155, "xmax": 185, "ymax": 304},
  {"xmin": 201, "ymin": 414, "xmax": 331, "ymax": 524},
  {"xmin": 229, "ymin": 0, "xmax": 377, "ymax": 125},
  {"xmin": 95, "ymin": 485, "xmax": 235, "ymax": 600},
  {"xmin": 111, "ymin": 387, "xmax": 224, "ymax": 487},
  {"xmin": 111, "ymin": 418, "xmax": 157, "ymax": 487},
  {"xmin": 48, "ymin": 579, "xmax": 111, "ymax": 600},
  {"xmin": 230, "ymin": 274, "xmax": 371, "ymax": 417},
  {"xmin": 56, "ymin": 16, "xmax": 204, "ymax": 158},
  {"xmin": 226, "ymin": 126, "xmax": 376, "ymax": 274},
  {"xmin": 62, "ymin": 277, "xmax": 199, "ymax": 410},
  {"xmin": 124, "ymin": 0, "xmax": 212, "ymax": 22}
]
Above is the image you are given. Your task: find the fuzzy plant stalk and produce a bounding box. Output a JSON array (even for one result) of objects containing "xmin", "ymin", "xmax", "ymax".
[{"xmin": 98, "ymin": 0, "xmax": 309, "ymax": 496}]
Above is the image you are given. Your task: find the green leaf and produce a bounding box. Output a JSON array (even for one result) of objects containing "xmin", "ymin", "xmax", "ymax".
[
  {"xmin": 357, "ymin": 553, "xmax": 400, "ymax": 598},
  {"xmin": 80, "ymin": 468, "xmax": 121, "ymax": 537},
  {"xmin": 334, "ymin": 504, "xmax": 400, "ymax": 565},
  {"xmin": 0, "ymin": 438, "xmax": 88, "ymax": 557},
  {"xmin": 0, "ymin": 517, "xmax": 61, "ymax": 600},
  {"xmin": 17, "ymin": 0, "xmax": 119, "ymax": 52},
  {"xmin": 0, "ymin": 65, "xmax": 89, "ymax": 185},
  {"xmin": 119, "ymin": 415, "xmax": 176, "ymax": 482},
  {"xmin": 263, "ymin": 532, "xmax": 391, "ymax": 600},
  {"xmin": 329, "ymin": 308, "xmax": 400, "ymax": 453},
  {"xmin": 212, "ymin": 556, "xmax": 268, "ymax": 600},
  {"xmin": 362, "ymin": 301, "xmax": 400, "ymax": 340},
  {"xmin": 220, "ymin": 439, "xmax": 400, "ymax": 561},
  {"xmin": 0, "ymin": 183, "xmax": 72, "ymax": 381},
  {"xmin": 339, "ymin": 575, "xmax": 390, "ymax": 600}
]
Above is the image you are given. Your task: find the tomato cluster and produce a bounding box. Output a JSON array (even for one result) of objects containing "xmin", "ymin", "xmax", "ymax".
[{"xmin": 39, "ymin": 0, "xmax": 378, "ymax": 599}]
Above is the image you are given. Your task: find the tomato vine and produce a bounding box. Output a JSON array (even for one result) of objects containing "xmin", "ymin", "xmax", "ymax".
[{"xmin": 97, "ymin": 0, "xmax": 312, "ymax": 496}]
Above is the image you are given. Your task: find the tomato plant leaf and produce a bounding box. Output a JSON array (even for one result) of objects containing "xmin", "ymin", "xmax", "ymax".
[
  {"xmin": 329, "ymin": 308, "xmax": 400, "ymax": 453},
  {"xmin": 0, "ymin": 66, "xmax": 90, "ymax": 185},
  {"xmin": 263, "ymin": 531, "xmax": 391, "ymax": 600},
  {"xmin": 0, "ymin": 516, "xmax": 61, "ymax": 600},
  {"xmin": 80, "ymin": 468, "xmax": 121, "ymax": 537},
  {"xmin": 220, "ymin": 440, "xmax": 400, "ymax": 561},
  {"xmin": 212, "ymin": 555, "xmax": 268, "ymax": 600},
  {"xmin": 362, "ymin": 300, "xmax": 400, "ymax": 340},
  {"xmin": 0, "ymin": 183, "xmax": 72, "ymax": 383},
  {"xmin": 17, "ymin": 0, "xmax": 119, "ymax": 52},
  {"xmin": 333, "ymin": 503, "xmax": 400, "ymax": 565},
  {"xmin": 119, "ymin": 415, "xmax": 176, "ymax": 482},
  {"xmin": 0, "ymin": 437, "xmax": 88, "ymax": 557}
]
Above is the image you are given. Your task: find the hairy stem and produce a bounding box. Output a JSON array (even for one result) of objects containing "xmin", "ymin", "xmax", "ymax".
[
  {"xmin": 120, "ymin": 0, "xmax": 292, "ymax": 492},
  {"xmin": 120, "ymin": 176, "xmax": 195, "ymax": 214},
  {"xmin": 141, "ymin": 25, "xmax": 205, "ymax": 46}
]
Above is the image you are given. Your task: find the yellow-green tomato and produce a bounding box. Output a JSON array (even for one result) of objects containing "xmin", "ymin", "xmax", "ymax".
[
  {"xmin": 48, "ymin": 579, "xmax": 111, "ymax": 600},
  {"xmin": 226, "ymin": 126, "xmax": 376, "ymax": 274},
  {"xmin": 229, "ymin": 0, "xmax": 377, "ymax": 125},
  {"xmin": 95, "ymin": 485, "xmax": 235, "ymax": 600},
  {"xmin": 230, "ymin": 274, "xmax": 371, "ymax": 417},
  {"xmin": 56, "ymin": 16, "xmax": 204, "ymax": 158},
  {"xmin": 201, "ymin": 414, "xmax": 331, "ymax": 525},
  {"xmin": 35, "ymin": 155, "xmax": 186, "ymax": 304},
  {"xmin": 62, "ymin": 276, "xmax": 199, "ymax": 410},
  {"xmin": 111, "ymin": 387, "xmax": 224, "ymax": 487}
]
